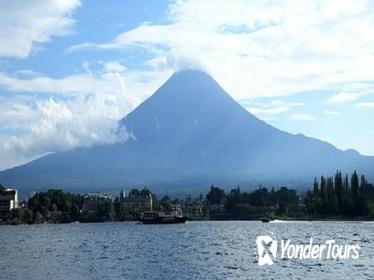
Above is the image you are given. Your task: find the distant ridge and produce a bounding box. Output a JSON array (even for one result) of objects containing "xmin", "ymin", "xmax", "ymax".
[{"xmin": 0, "ymin": 70, "xmax": 373, "ymax": 194}]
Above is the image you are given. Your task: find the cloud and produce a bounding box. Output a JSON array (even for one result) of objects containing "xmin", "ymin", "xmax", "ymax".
[
  {"xmin": 246, "ymin": 99, "xmax": 304, "ymax": 120},
  {"xmin": 355, "ymin": 102, "xmax": 374, "ymax": 109},
  {"xmin": 167, "ymin": 51, "xmax": 209, "ymax": 72},
  {"xmin": 0, "ymin": 97, "xmax": 129, "ymax": 170},
  {"xmin": 291, "ymin": 112, "xmax": 316, "ymax": 121},
  {"xmin": 102, "ymin": 61, "xmax": 127, "ymax": 73},
  {"xmin": 1, "ymin": 97, "xmax": 125, "ymax": 155},
  {"xmin": 0, "ymin": 68, "xmax": 168, "ymax": 102},
  {"xmin": 247, "ymin": 105, "xmax": 289, "ymax": 116},
  {"xmin": 0, "ymin": 72, "xmax": 99, "ymax": 96},
  {"xmin": 0, "ymin": 66, "xmax": 173, "ymax": 170},
  {"xmin": 0, "ymin": 0, "xmax": 80, "ymax": 58},
  {"xmin": 3, "ymin": 0, "xmax": 374, "ymax": 168},
  {"xmin": 326, "ymin": 92, "xmax": 362, "ymax": 104},
  {"xmin": 68, "ymin": 0, "xmax": 374, "ymax": 100},
  {"xmin": 0, "ymin": 75, "xmax": 128, "ymax": 169},
  {"xmin": 325, "ymin": 110, "xmax": 341, "ymax": 116},
  {"xmin": 0, "ymin": 96, "xmax": 37, "ymax": 131}
]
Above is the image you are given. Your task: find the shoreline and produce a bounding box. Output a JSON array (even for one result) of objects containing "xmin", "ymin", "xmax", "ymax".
[{"xmin": 2, "ymin": 217, "xmax": 373, "ymax": 226}]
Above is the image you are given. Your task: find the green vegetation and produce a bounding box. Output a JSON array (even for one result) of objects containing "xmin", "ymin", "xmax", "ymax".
[
  {"xmin": 80, "ymin": 198, "xmax": 114, "ymax": 223},
  {"xmin": 206, "ymin": 186, "xmax": 225, "ymax": 205},
  {"xmin": 304, "ymin": 170, "xmax": 374, "ymax": 218},
  {"xmin": 1, "ymin": 190, "xmax": 84, "ymax": 225},
  {"xmin": 114, "ymin": 188, "xmax": 155, "ymax": 221},
  {"xmin": 1, "ymin": 170, "xmax": 373, "ymax": 225},
  {"xmin": 206, "ymin": 185, "xmax": 300, "ymax": 220},
  {"xmin": 206, "ymin": 171, "xmax": 374, "ymax": 220}
]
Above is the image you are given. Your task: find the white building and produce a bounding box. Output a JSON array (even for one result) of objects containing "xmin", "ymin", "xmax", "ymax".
[{"xmin": 0, "ymin": 188, "xmax": 18, "ymax": 212}]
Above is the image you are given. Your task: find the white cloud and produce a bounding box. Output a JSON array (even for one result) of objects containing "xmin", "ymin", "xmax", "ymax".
[
  {"xmin": 247, "ymin": 105, "xmax": 289, "ymax": 116},
  {"xmin": 0, "ymin": 0, "xmax": 80, "ymax": 58},
  {"xmin": 291, "ymin": 112, "xmax": 316, "ymax": 121},
  {"xmin": 102, "ymin": 61, "xmax": 127, "ymax": 73},
  {"xmin": 355, "ymin": 102, "xmax": 374, "ymax": 109},
  {"xmin": 0, "ymin": 72, "xmax": 99, "ymax": 95},
  {"xmin": 0, "ymin": 96, "xmax": 37, "ymax": 131},
  {"xmin": 246, "ymin": 99, "xmax": 304, "ymax": 119},
  {"xmin": 68, "ymin": 0, "xmax": 374, "ymax": 100},
  {"xmin": 0, "ymin": 66, "xmax": 173, "ymax": 170},
  {"xmin": 326, "ymin": 92, "xmax": 362, "ymax": 104},
  {"xmin": 0, "ymin": 97, "xmax": 126, "ymax": 163},
  {"xmin": 0, "ymin": 68, "xmax": 170, "ymax": 102},
  {"xmin": 3, "ymin": 0, "xmax": 374, "ymax": 168},
  {"xmin": 0, "ymin": 80, "xmax": 127, "ymax": 170},
  {"xmin": 325, "ymin": 110, "xmax": 341, "ymax": 116}
]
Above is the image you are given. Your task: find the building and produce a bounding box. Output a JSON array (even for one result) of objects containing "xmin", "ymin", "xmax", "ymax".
[
  {"xmin": 0, "ymin": 188, "xmax": 18, "ymax": 212},
  {"xmin": 183, "ymin": 199, "xmax": 204, "ymax": 219},
  {"xmin": 82, "ymin": 192, "xmax": 109, "ymax": 214},
  {"xmin": 121, "ymin": 190, "xmax": 153, "ymax": 212}
]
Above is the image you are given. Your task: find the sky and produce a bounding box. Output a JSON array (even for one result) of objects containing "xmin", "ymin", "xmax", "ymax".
[{"xmin": 0, "ymin": 0, "xmax": 374, "ymax": 171}]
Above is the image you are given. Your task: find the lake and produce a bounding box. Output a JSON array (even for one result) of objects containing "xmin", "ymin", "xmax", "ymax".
[{"xmin": 1, "ymin": 221, "xmax": 373, "ymax": 279}]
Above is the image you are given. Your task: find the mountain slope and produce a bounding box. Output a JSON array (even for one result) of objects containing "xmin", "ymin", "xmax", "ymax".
[{"xmin": 1, "ymin": 70, "xmax": 373, "ymax": 194}]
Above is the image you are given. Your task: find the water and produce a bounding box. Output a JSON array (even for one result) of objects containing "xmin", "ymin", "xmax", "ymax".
[{"xmin": 0, "ymin": 221, "xmax": 373, "ymax": 279}]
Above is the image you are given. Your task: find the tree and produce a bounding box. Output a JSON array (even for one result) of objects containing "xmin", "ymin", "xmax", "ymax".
[
  {"xmin": 304, "ymin": 190, "xmax": 315, "ymax": 215},
  {"xmin": 320, "ymin": 176, "xmax": 327, "ymax": 203},
  {"xmin": 276, "ymin": 187, "xmax": 298, "ymax": 216},
  {"xmin": 360, "ymin": 175, "xmax": 367, "ymax": 197},
  {"xmin": 34, "ymin": 211, "xmax": 44, "ymax": 224},
  {"xmin": 311, "ymin": 178, "xmax": 321, "ymax": 215},
  {"xmin": 97, "ymin": 199, "xmax": 114, "ymax": 221},
  {"xmin": 129, "ymin": 189, "xmax": 140, "ymax": 198},
  {"xmin": 313, "ymin": 178, "xmax": 319, "ymax": 197},
  {"xmin": 206, "ymin": 185, "xmax": 226, "ymax": 205},
  {"xmin": 160, "ymin": 195, "xmax": 171, "ymax": 211},
  {"xmin": 199, "ymin": 193, "xmax": 204, "ymax": 201},
  {"xmin": 270, "ymin": 187, "xmax": 276, "ymax": 205},
  {"xmin": 357, "ymin": 175, "xmax": 368, "ymax": 215},
  {"xmin": 114, "ymin": 197, "xmax": 121, "ymax": 219},
  {"xmin": 140, "ymin": 187, "xmax": 151, "ymax": 197},
  {"xmin": 344, "ymin": 174, "xmax": 349, "ymax": 199},
  {"xmin": 351, "ymin": 170, "xmax": 359, "ymax": 213},
  {"xmin": 335, "ymin": 171, "xmax": 343, "ymax": 208},
  {"xmin": 224, "ymin": 187, "xmax": 241, "ymax": 213},
  {"xmin": 327, "ymin": 177, "xmax": 336, "ymax": 214},
  {"xmin": 249, "ymin": 187, "xmax": 269, "ymax": 207}
]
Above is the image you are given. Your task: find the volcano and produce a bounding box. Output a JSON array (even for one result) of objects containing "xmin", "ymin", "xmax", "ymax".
[{"xmin": 1, "ymin": 70, "xmax": 373, "ymax": 194}]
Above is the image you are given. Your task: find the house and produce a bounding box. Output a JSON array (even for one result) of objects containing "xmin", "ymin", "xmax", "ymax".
[
  {"xmin": 121, "ymin": 190, "xmax": 153, "ymax": 212},
  {"xmin": 0, "ymin": 188, "xmax": 18, "ymax": 212},
  {"xmin": 82, "ymin": 192, "xmax": 109, "ymax": 214},
  {"xmin": 182, "ymin": 199, "xmax": 204, "ymax": 219}
]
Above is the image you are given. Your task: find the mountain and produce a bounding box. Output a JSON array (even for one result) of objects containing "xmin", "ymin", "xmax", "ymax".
[{"xmin": 0, "ymin": 70, "xmax": 373, "ymax": 195}]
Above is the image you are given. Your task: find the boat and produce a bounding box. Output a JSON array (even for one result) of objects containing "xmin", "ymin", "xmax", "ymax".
[
  {"xmin": 140, "ymin": 207, "xmax": 187, "ymax": 224},
  {"xmin": 261, "ymin": 217, "xmax": 271, "ymax": 223}
]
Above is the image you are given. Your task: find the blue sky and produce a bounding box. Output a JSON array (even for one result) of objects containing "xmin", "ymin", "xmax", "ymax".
[{"xmin": 0, "ymin": 0, "xmax": 374, "ymax": 170}]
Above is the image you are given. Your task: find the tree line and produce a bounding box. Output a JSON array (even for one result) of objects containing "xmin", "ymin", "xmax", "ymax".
[
  {"xmin": 0, "ymin": 187, "xmax": 204, "ymax": 224},
  {"xmin": 1, "ymin": 170, "xmax": 373, "ymax": 224},
  {"xmin": 204, "ymin": 171, "xmax": 374, "ymax": 219},
  {"xmin": 304, "ymin": 170, "xmax": 374, "ymax": 217},
  {"xmin": 205, "ymin": 185, "xmax": 301, "ymax": 219},
  {"xmin": 1, "ymin": 190, "xmax": 85, "ymax": 224}
]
